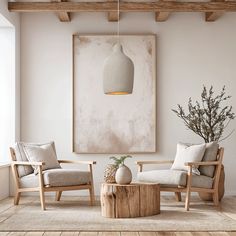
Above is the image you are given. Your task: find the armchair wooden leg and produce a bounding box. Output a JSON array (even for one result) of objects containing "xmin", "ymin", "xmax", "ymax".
[
  {"xmin": 213, "ymin": 191, "xmax": 219, "ymax": 206},
  {"xmin": 175, "ymin": 192, "xmax": 182, "ymax": 202},
  {"xmin": 56, "ymin": 191, "xmax": 62, "ymax": 201},
  {"xmin": 39, "ymin": 188, "xmax": 46, "ymax": 210},
  {"xmin": 88, "ymin": 164, "xmax": 95, "ymax": 206},
  {"xmin": 38, "ymin": 166, "xmax": 46, "ymax": 210},
  {"xmin": 185, "ymin": 189, "xmax": 191, "ymax": 211},
  {"xmin": 14, "ymin": 191, "xmax": 21, "ymax": 205},
  {"xmin": 185, "ymin": 166, "xmax": 193, "ymax": 211},
  {"xmin": 89, "ymin": 185, "xmax": 95, "ymax": 206}
]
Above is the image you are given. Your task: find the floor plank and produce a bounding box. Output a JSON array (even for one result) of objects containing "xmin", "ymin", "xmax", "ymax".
[
  {"xmin": 175, "ymin": 233, "xmax": 192, "ymax": 236},
  {"xmin": 61, "ymin": 232, "xmax": 79, "ymax": 236},
  {"xmin": 210, "ymin": 233, "xmax": 231, "ymax": 236},
  {"xmin": 43, "ymin": 232, "xmax": 61, "ymax": 236},
  {"xmin": 139, "ymin": 233, "xmax": 157, "ymax": 236},
  {"xmin": 156, "ymin": 233, "xmax": 175, "ymax": 236},
  {"xmin": 0, "ymin": 232, "xmax": 235, "ymax": 236},
  {"xmin": 7, "ymin": 233, "xmax": 26, "ymax": 236},
  {"xmin": 79, "ymin": 233, "xmax": 98, "ymax": 236},
  {"xmin": 25, "ymin": 233, "xmax": 44, "ymax": 236},
  {"xmin": 121, "ymin": 233, "xmax": 139, "ymax": 236},
  {"xmin": 191, "ymin": 233, "xmax": 211, "ymax": 236},
  {"xmin": 98, "ymin": 233, "xmax": 120, "ymax": 236}
]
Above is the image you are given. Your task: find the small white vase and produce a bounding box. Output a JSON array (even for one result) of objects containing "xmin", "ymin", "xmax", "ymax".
[{"xmin": 115, "ymin": 164, "xmax": 132, "ymax": 185}]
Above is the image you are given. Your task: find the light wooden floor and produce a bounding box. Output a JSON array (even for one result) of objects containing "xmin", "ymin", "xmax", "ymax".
[{"xmin": 0, "ymin": 232, "xmax": 236, "ymax": 236}]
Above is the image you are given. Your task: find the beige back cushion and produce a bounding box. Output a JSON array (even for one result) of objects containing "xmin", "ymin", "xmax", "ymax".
[
  {"xmin": 199, "ymin": 141, "xmax": 219, "ymax": 177},
  {"xmin": 14, "ymin": 141, "xmax": 59, "ymax": 177},
  {"xmin": 14, "ymin": 142, "xmax": 34, "ymax": 177},
  {"xmin": 23, "ymin": 142, "xmax": 61, "ymax": 174}
]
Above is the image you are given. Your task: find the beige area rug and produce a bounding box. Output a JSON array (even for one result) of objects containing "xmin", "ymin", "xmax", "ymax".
[{"xmin": 0, "ymin": 196, "xmax": 236, "ymax": 231}]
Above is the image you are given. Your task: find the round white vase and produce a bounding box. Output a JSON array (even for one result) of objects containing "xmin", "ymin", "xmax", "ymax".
[{"xmin": 115, "ymin": 164, "xmax": 132, "ymax": 185}]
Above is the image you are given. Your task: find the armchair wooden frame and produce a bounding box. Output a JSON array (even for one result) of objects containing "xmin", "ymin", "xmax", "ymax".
[
  {"xmin": 10, "ymin": 147, "xmax": 96, "ymax": 210},
  {"xmin": 136, "ymin": 148, "xmax": 224, "ymax": 211}
]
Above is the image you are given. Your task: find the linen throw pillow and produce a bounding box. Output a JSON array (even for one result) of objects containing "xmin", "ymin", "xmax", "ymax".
[
  {"xmin": 23, "ymin": 142, "xmax": 61, "ymax": 174},
  {"xmin": 171, "ymin": 143, "xmax": 206, "ymax": 175}
]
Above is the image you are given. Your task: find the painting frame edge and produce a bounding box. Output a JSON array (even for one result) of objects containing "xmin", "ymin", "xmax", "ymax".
[{"xmin": 72, "ymin": 33, "xmax": 157, "ymax": 154}]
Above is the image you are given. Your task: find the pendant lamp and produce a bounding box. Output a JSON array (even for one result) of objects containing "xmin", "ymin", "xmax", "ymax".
[{"xmin": 103, "ymin": 0, "xmax": 134, "ymax": 95}]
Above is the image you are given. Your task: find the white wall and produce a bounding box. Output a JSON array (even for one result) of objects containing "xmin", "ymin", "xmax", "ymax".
[{"xmin": 20, "ymin": 12, "xmax": 236, "ymax": 195}]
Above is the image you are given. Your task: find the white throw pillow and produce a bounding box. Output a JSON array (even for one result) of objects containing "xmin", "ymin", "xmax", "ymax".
[
  {"xmin": 171, "ymin": 143, "xmax": 206, "ymax": 175},
  {"xmin": 23, "ymin": 142, "xmax": 61, "ymax": 174}
]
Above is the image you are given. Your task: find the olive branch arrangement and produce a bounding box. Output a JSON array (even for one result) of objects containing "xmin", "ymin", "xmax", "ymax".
[
  {"xmin": 172, "ymin": 85, "xmax": 235, "ymax": 143},
  {"xmin": 109, "ymin": 155, "xmax": 132, "ymax": 167}
]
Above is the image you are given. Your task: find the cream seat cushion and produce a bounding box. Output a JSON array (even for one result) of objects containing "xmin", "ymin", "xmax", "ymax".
[
  {"xmin": 137, "ymin": 169, "xmax": 213, "ymax": 189},
  {"xmin": 19, "ymin": 169, "xmax": 91, "ymax": 188}
]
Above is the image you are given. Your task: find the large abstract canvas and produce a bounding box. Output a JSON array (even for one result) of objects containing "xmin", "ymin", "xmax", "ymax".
[{"xmin": 73, "ymin": 34, "xmax": 156, "ymax": 153}]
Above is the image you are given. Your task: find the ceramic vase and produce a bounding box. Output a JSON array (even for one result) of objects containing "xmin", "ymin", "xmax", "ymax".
[
  {"xmin": 115, "ymin": 164, "xmax": 132, "ymax": 184},
  {"xmin": 104, "ymin": 164, "xmax": 118, "ymax": 183}
]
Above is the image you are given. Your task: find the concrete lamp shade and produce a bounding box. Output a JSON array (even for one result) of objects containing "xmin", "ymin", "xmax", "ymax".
[{"xmin": 103, "ymin": 43, "xmax": 134, "ymax": 95}]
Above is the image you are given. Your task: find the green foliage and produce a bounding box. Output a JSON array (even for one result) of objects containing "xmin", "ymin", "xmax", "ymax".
[
  {"xmin": 172, "ymin": 85, "xmax": 235, "ymax": 143},
  {"xmin": 109, "ymin": 155, "xmax": 132, "ymax": 167}
]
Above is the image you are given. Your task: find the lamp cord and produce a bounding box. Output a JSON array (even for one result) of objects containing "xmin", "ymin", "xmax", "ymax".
[{"xmin": 117, "ymin": 0, "xmax": 120, "ymax": 44}]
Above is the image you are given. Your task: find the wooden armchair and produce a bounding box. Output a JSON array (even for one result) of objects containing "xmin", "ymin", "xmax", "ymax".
[
  {"xmin": 136, "ymin": 148, "xmax": 224, "ymax": 211},
  {"xmin": 10, "ymin": 147, "xmax": 96, "ymax": 210}
]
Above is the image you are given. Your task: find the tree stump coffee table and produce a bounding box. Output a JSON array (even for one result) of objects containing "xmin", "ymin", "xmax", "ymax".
[{"xmin": 100, "ymin": 182, "xmax": 160, "ymax": 218}]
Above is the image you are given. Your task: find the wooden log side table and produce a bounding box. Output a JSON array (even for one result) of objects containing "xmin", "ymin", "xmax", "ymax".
[{"xmin": 100, "ymin": 182, "xmax": 160, "ymax": 218}]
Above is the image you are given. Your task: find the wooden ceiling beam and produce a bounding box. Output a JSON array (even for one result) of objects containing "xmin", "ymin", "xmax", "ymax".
[
  {"xmin": 155, "ymin": 0, "xmax": 175, "ymax": 22},
  {"xmin": 205, "ymin": 0, "xmax": 225, "ymax": 22},
  {"xmin": 206, "ymin": 11, "xmax": 224, "ymax": 21},
  {"xmin": 107, "ymin": 0, "xmax": 119, "ymax": 22},
  {"xmin": 52, "ymin": 0, "xmax": 71, "ymax": 22},
  {"xmin": 8, "ymin": 1, "xmax": 236, "ymax": 13},
  {"xmin": 156, "ymin": 12, "xmax": 171, "ymax": 22},
  {"xmin": 57, "ymin": 11, "xmax": 70, "ymax": 22}
]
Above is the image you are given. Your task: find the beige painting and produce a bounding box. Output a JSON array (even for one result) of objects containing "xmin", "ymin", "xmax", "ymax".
[{"xmin": 73, "ymin": 34, "xmax": 156, "ymax": 153}]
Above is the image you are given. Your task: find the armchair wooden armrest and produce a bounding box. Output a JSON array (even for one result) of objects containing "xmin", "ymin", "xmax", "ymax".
[
  {"xmin": 136, "ymin": 160, "xmax": 174, "ymax": 172},
  {"xmin": 11, "ymin": 161, "xmax": 45, "ymax": 166},
  {"xmin": 58, "ymin": 160, "xmax": 96, "ymax": 165},
  {"xmin": 184, "ymin": 161, "xmax": 219, "ymax": 167}
]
